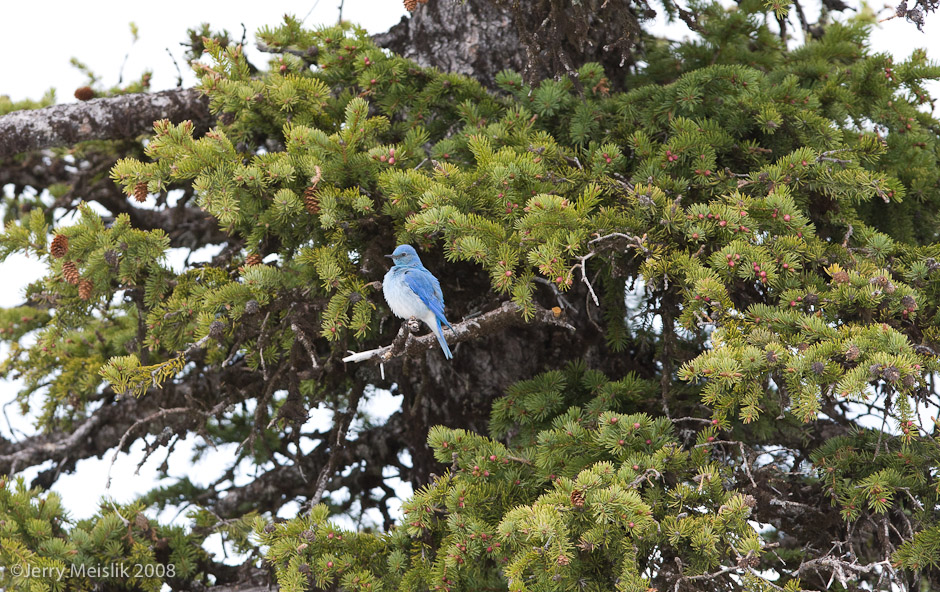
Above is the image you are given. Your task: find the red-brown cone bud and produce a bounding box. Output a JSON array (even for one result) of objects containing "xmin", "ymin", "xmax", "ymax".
[{"xmin": 74, "ymin": 86, "xmax": 95, "ymax": 101}]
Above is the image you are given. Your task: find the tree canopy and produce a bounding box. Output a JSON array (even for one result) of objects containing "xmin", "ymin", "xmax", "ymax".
[{"xmin": 1, "ymin": 1, "xmax": 940, "ymax": 591}]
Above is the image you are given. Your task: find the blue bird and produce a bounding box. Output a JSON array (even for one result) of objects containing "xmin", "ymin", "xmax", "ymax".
[{"xmin": 383, "ymin": 244, "xmax": 454, "ymax": 359}]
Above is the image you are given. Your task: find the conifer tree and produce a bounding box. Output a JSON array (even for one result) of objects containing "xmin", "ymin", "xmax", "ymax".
[{"xmin": 1, "ymin": 2, "xmax": 940, "ymax": 591}]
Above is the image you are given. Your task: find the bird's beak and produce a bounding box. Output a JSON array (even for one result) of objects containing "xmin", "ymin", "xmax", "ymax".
[{"xmin": 385, "ymin": 254, "xmax": 394, "ymax": 259}]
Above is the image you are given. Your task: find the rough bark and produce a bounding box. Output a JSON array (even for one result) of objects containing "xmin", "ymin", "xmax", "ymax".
[
  {"xmin": 374, "ymin": 0, "xmax": 526, "ymax": 89},
  {"xmin": 0, "ymin": 89, "xmax": 211, "ymax": 158}
]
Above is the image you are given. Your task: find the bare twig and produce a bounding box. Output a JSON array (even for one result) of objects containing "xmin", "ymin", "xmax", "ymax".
[
  {"xmin": 256, "ymin": 41, "xmax": 319, "ymax": 63},
  {"xmin": 290, "ymin": 321, "xmax": 320, "ymax": 370},
  {"xmin": 571, "ymin": 232, "xmax": 649, "ymax": 306},
  {"xmin": 310, "ymin": 387, "xmax": 362, "ymax": 507},
  {"xmin": 816, "ymin": 148, "xmax": 853, "ymax": 165}
]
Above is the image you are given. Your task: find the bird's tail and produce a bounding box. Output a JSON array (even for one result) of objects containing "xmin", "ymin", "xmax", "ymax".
[
  {"xmin": 439, "ymin": 315, "xmax": 455, "ymax": 333},
  {"xmin": 434, "ymin": 318, "xmax": 453, "ymax": 359}
]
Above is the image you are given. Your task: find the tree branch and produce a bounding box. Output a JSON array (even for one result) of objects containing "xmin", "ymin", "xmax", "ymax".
[
  {"xmin": 342, "ymin": 300, "xmax": 575, "ymax": 364},
  {"xmin": 0, "ymin": 88, "xmax": 211, "ymax": 158}
]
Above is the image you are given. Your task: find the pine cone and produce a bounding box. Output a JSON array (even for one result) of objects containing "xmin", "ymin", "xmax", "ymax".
[
  {"xmin": 62, "ymin": 260, "xmax": 80, "ymax": 285},
  {"xmin": 303, "ymin": 185, "xmax": 320, "ymax": 214},
  {"xmin": 831, "ymin": 270, "xmax": 850, "ymax": 284},
  {"xmin": 404, "ymin": 0, "xmax": 418, "ymax": 10},
  {"xmin": 246, "ymin": 253, "xmax": 263, "ymax": 267},
  {"xmin": 74, "ymin": 86, "xmax": 95, "ymax": 101},
  {"xmin": 104, "ymin": 249, "xmax": 119, "ymax": 268},
  {"xmin": 570, "ymin": 489, "xmax": 585, "ymax": 507},
  {"xmin": 882, "ymin": 365, "xmax": 901, "ymax": 383},
  {"xmin": 765, "ymin": 349, "xmax": 778, "ymax": 363},
  {"xmin": 133, "ymin": 182, "xmax": 148, "ymax": 203},
  {"xmin": 803, "ymin": 292, "xmax": 818, "ymax": 306},
  {"xmin": 245, "ymin": 300, "xmax": 260, "ymax": 315},
  {"xmin": 78, "ymin": 279, "xmax": 94, "ymax": 300},
  {"xmin": 901, "ymin": 295, "xmax": 917, "ymax": 310},
  {"xmin": 209, "ymin": 320, "xmax": 226, "ymax": 340},
  {"xmin": 845, "ymin": 344, "xmax": 861, "ymax": 361},
  {"xmin": 50, "ymin": 234, "xmax": 69, "ymax": 258},
  {"xmin": 811, "ymin": 361, "xmax": 825, "ymax": 375}
]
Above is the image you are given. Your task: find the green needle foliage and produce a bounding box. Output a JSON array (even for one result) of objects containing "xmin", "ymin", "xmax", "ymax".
[{"xmin": 1, "ymin": 3, "xmax": 940, "ymax": 591}]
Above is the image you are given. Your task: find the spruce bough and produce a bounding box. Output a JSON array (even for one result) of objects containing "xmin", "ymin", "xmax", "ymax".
[{"xmin": 1, "ymin": 5, "xmax": 940, "ymax": 591}]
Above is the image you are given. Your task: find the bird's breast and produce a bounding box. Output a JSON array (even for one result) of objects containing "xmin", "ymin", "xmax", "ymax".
[{"xmin": 383, "ymin": 270, "xmax": 427, "ymax": 320}]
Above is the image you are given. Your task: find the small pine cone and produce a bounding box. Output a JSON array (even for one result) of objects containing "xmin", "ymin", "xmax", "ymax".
[
  {"xmin": 765, "ymin": 349, "xmax": 778, "ymax": 363},
  {"xmin": 902, "ymin": 374, "xmax": 916, "ymax": 388},
  {"xmin": 803, "ymin": 292, "xmax": 818, "ymax": 306},
  {"xmin": 62, "ymin": 260, "xmax": 80, "ymax": 285},
  {"xmin": 404, "ymin": 0, "xmax": 418, "ymax": 10},
  {"xmin": 901, "ymin": 295, "xmax": 917, "ymax": 310},
  {"xmin": 298, "ymin": 563, "xmax": 311, "ymax": 576},
  {"xmin": 104, "ymin": 249, "xmax": 119, "ymax": 268},
  {"xmin": 245, "ymin": 253, "xmax": 263, "ymax": 267},
  {"xmin": 570, "ymin": 489, "xmax": 586, "ymax": 508},
  {"xmin": 74, "ymin": 86, "xmax": 95, "ymax": 101},
  {"xmin": 811, "ymin": 361, "xmax": 825, "ymax": 375},
  {"xmin": 301, "ymin": 529, "xmax": 316, "ymax": 542},
  {"xmin": 263, "ymin": 524, "xmax": 276, "ymax": 534},
  {"xmin": 871, "ymin": 275, "xmax": 889, "ymax": 287},
  {"xmin": 50, "ymin": 234, "xmax": 69, "ymax": 258},
  {"xmin": 831, "ymin": 270, "xmax": 850, "ymax": 284},
  {"xmin": 742, "ymin": 494, "xmax": 757, "ymax": 508},
  {"xmin": 882, "ymin": 365, "xmax": 901, "ymax": 383},
  {"xmin": 78, "ymin": 279, "xmax": 94, "ymax": 300},
  {"xmin": 133, "ymin": 182, "xmax": 148, "ymax": 203},
  {"xmin": 885, "ymin": 282, "xmax": 896, "ymax": 294},
  {"xmin": 737, "ymin": 551, "xmax": 760, "ymax": 568},
  {"xmin": 244, "ymin": 300, "xmax": 260, "ymax": 315},
  {"xmin": 208, "ymin": 320, "xmax": 226, "ymax": 340},
  {"xmin": 303, "ymin": 185, "xmax": 320, "ymax": 214},
  {"xmin": 556, "ymin": 555, "xmax": 570, "ymax": 566},
  {"xmin": 845, "ymin": 344, "xmax": 861, "ymax": 361}
]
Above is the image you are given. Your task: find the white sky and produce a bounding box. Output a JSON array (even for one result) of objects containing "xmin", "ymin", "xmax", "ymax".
[{"xmin": 0, "ymin": 0, "xmax": 938, "ymax": 529}]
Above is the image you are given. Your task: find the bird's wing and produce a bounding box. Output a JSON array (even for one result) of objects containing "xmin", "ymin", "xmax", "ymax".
[{"xmin": 403, "ymin": 268, "xmax": 448, "ymax": 323}]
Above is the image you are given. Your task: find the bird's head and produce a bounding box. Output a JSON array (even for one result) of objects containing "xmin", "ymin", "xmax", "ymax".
[{"xmin": 386, "ymin": 244, "xmax": 422, "ymax": 267}]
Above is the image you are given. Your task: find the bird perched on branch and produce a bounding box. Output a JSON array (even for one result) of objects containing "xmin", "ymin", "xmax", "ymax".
[{"xmin": 383, "ymin": 244, "xmax": 454, "ymax": 359}]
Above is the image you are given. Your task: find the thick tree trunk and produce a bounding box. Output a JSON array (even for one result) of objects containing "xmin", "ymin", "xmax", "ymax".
[{"xmin": 374, "ymin": 0, "xmax": 527, "ymax": 89}]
